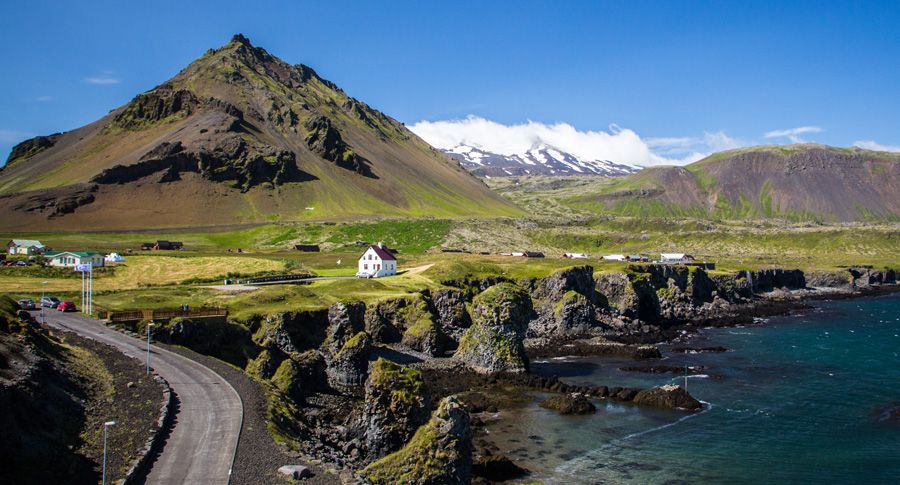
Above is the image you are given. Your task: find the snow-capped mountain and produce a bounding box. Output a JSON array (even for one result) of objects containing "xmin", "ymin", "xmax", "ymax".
[{"xmin": 443, "ymin": 143, "xmax": 641, "ymax": 177}]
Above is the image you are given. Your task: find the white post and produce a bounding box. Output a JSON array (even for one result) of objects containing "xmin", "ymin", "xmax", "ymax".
[
  {"xmin": 146, "ymin": 322, "xmax": 155, "ymax": 374},
  {"xmin": 81, "ymin": 270, "xmax": 86, "ymax": 314},
  {"xmin": 102, "ymin": 420, "xmax": 116, "ymax": 485},
  {"xmin": 88, "ymin": 267, "xmax": 93, "ymax": 316}
]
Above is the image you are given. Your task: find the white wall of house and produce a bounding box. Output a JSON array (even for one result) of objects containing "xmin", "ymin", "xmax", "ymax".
[
  {"xmin": 357, "ymin": 247, "xmax": 397, "ymax": 278},
  {"xmin": 48, "ymin": 253, "xmax": 105, "ymax": 268}
]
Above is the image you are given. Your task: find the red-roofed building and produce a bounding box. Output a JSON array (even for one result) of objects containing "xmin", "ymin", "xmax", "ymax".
[{"xmin": 357, "ymin": 242, "xmax": 397, "ymax": 278}]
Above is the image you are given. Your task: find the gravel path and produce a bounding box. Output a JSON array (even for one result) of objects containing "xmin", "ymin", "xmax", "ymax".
[{"xmin": 161, "ymin": 345, "xmax": 340, "ymax": 485}]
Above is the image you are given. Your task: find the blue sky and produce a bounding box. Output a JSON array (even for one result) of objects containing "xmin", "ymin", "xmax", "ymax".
[{"xmin": 1, "ymin": 0, "xmax": 898, "ymax": 165}]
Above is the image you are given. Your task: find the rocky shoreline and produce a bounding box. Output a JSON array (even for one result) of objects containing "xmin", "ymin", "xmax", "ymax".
[{"xmin": 135, "ymin": 263, "xmax": 897, "ymax": 483}]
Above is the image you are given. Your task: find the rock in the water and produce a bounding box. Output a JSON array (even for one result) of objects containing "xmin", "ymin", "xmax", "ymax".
[
  {"xmin": 631, "ymin": 345, "xmax": 662, "ymax": 359},
  {"xmin": 454, "ymin": 283, "xmax": 532, "ymax": 373},
  {"xmin": 362, "ymin": 396, "xmax": 472, "ymax": 485},
  {"xmin": 363, "ymin": 358, "xmax": 431, "ymax": 460},
  {"xmin": 632, "ymin": 384, "xmax": 702, "ymax": 410},
  {"xmin": 539, "ymin": 393, "xmax": 596, "ymax": 415},
  {"xmin": 472, "ymin": 454, "xmax": 529, "ymax": 482},
  {"xmin": 871, "ymin": 401, "xmax": 900, "ymax": 425},
  {"xmin": 325, "ymin": 331, "xmax": 370, "ymax": 393},
  {"xmin": 277, "ymin": 464, "xmax": 312, "ymax": 479}
]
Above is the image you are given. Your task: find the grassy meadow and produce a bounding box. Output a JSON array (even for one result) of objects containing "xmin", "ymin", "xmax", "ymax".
[{"xmin": 3, "ymin": 178, "xmax": 898, "ymax": 319}]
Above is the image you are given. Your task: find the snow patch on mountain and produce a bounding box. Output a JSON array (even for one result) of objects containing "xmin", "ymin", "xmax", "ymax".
[{"xmin": 445, "ymin": 143, "xmax": 640, "ymax": 177}]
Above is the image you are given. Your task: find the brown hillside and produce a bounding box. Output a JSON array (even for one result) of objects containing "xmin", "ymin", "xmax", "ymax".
[
  {"xmin": 580, "ymin": 144, "xmax": 900, "ymax": 221},
  {"xmin": 0, "ymin": 35, "xmax": 520, "ymax": 231}
]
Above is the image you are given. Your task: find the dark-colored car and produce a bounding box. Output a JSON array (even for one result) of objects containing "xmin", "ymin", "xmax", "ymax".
[
  {"xmin": 40, "ymin": 296, "xmax": 61, "ymax": 308},
  {"xmin": 57, "ymin": 301, "xmax": 77, "ymax": 312},
  {"xmin": 17, "ymin": 299, "xmax": 36, "ymax": 310}
]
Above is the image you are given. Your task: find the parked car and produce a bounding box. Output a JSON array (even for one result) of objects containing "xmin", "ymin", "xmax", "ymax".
[
  {"xmin": 14, "ymin": 260, "xmax": 29, "ymax": 266},
  {"xmin": 40, "ymin": 296, "xmax": 61, "ymax": 308},
  {"xmin": 17, "ymin": 299, "xmax": 36, "ymax": 310},
  {"xmin": 57, "ymin": 301, "xmax": 77, "ymax": 312}
]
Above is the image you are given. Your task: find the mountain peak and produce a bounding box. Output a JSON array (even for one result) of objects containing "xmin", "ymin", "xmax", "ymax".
[
  {"xmin": 444, "ymin": 143, "xmax": 640, "ymax": 177},
  {"xmin": 229, "ymin": 33, "xmax": 253, "ymax": 47}
]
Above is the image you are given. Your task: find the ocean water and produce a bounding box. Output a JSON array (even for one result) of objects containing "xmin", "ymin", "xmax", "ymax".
[{"xmin": 485, "ymin": 293, "xmax": 900, "ymax": 484}]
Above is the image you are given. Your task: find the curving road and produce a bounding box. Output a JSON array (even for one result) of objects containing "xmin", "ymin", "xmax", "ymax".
[{"xmin": 41, "ymin": 311, "xmax": 242, "ymax": 484}]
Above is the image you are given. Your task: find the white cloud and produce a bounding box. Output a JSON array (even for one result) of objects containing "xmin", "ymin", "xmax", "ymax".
[
  {"xmin": 409, "ymin": 116, "xmax": 745, "ymax": 167},
  {"xmin": 853, "ymin": 140, "xmax": 900, "ymax": 152},
  {"xmin": 763, "ymin": 126, "xmax": 822, "ymax": 143},
  {"xmin": 85, "ymin": 76, "xmax": 120, "ymax": 85}
]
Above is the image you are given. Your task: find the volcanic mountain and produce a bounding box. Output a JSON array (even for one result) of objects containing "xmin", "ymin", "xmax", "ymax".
[
  {"xmin": 0, "ymin": 35, "xmax": 520, "ymax": 230},
  {"xmin": 444, "ymin": 143, "xmax": 640, "ymax": 177},
  {"xmin": 571, "ymin": 144, "xmax": 900, "ymax": 221}
]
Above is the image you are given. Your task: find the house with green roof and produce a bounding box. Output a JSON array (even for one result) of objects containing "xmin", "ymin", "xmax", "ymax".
[
  {"xmin": 45, "ymin": 251, "xmax": 105, "ymax": 268},
  {"xmin": 7, "ymin": 239, "xmax": 45, "ymax": 255}
]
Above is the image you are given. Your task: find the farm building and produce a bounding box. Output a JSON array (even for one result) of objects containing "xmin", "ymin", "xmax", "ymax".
[
  {"xmin": 294, "ymin": 244, "xmax": 320, "ymax": 252},
  {"xmin": 7, "ymin": 239, "xmax": 45, "ymax": 255},
  {"xmin": 659, "ymin": 253, "xmax": 695, "ymax": 264},
  {"xmin": 141, "ymin": 240, "xmax": 184, "ymax": 251},
  {"xmin": 357, "ymin": 243, "xmax": 397, "ymax": 278},
  {"xmin": 563, "ymin": 252, "xmax": 589, "ymax": 259},
  {"xmin": 602, "ymin": 254, "xmax": 627, "ymax": 261},
  {"xmin": 46, "ymin": 251, "xmax": 105, "ymax": 268}
]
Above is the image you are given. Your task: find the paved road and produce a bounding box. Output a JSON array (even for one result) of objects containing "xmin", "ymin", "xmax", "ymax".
[{"xmin": 41, "ymin": 310, "xmax": 242, "ymax": 484}]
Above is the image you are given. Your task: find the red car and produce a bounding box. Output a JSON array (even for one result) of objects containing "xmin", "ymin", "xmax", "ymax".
[{"xmin": 57, "ymin": 301, "xmax": 77, "ymax": 312}]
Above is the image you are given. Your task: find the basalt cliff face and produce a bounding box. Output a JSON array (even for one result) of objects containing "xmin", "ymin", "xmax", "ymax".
[{"xmin": 0, "ymin": 35, "xmax": 519, "ymax": 230}]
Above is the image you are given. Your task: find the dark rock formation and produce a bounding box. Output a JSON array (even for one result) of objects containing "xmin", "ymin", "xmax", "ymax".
[
  {"xmin": 455, "ymin": 283, "xmax": 532, "ymax": 373},
  {"xmin": 325, "ymin": 331, "xmax": 370, "ymax": 394},
  {"xmin": 528, "ymin": 266, "xmax": 604, "ymax": 338},
  {"xmin": 271, "ymin": 350, "xmax": 326, "ymax": 400},
  {"xmin": 632, "ymin": 385, "xmax": 702, "ymax": 410},
  {"xmin": 365, "ymin": 295, "xmax": 449, "ymax": 357},
  {"xmin": 362, "ymin": 359, "xmax": 431, "ymax": 460},
  {"xmin": 304, "ymin": 114, "xmax": 375, "ymax": 178},
  {"xmin": 539, "ymin": 393, "xmax": 596, "ymax": 415},
  {"xmin": 430, "ymin": 289, "xmax": 472, "ymax": 345},
  {"xmin": 324, "ymin": 301, "xmax": 366, "ymax": 356},
  {"xmin": 245, "ymin": 348, "xmax": 284, "ymax": 379},
  {"xmin": 253, "ymin": 309, "xmax": 328, "ymax": 354},
  {"xmin": 152, "ymin": 317, "xmax": 252, "ymax": 366},
  {"xmin": 4, "ymin": 134, "xmax": 62, "ymax": 167},
  {"xmin": 11, "ymin": 183, "xmax": 97, "ymax": 217},
  {"xmin": 362, "ymin": 396, "xmax": 472, "ymax": 485},
  {"xmin": 750, "ymin": 269, "xmax": 806, "ymax": 292},
  {"xmin": 472, "ymin": 454, "xmax": 529, "ymax": 482}
]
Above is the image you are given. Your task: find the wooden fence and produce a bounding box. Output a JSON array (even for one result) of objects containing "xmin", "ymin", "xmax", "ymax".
[{"xmin": 98, "ymin": 307, "xmax": 228, "ymax": 322}]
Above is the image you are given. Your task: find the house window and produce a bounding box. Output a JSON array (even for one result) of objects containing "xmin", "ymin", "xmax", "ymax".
[{"xmin": 364, "ymin": 264, "xmax": 368, "ymax": 270}]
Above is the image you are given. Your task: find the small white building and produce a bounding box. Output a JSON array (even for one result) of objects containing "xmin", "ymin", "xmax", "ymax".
[
  {"xmin": 46, "ymin": 251, "xmax": 105, "ymax": 268},
  {"xmin": 659, "ymin": 253, "xmax": 695, "ymax": 264},
  {"xmin": 602, "ymin": 254, "xmax": 627, "ymax": 261},
  {"xmin": 357, "ymin": 243, "xmax": 397, "ymax": 278},
  {"xmin": 105, "ymin": 252, "xmax": 126, "ymax": 263},
  {"xmin": 7, "ymin": 239, "xmax": 45, "ymax": 255},
  {"xmin": 563, "ymin": 252, "xmax": 589, "ymax": 259}
]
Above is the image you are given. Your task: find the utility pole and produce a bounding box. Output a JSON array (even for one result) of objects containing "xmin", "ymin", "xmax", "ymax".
[
  {"xmin": 146, "ymin": 322, "xmax": 155, "ymax": 375},
  {"xmin": 102, "ymin": 421, "xmax": 116, "ymax": 485}
]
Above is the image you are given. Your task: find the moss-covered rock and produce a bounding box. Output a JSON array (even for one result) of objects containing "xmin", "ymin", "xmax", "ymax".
[
  {"xmin": 455, "ymin": 283, "xmax": 531, "ymax": 373},
  {"xmin": 270, "ymin": 350, "xmax": 326, "ymax": 400},
  {"xmin": 152, "ymin": 317, "xmax": 253, "ymax": 367},
  {"xmin": 363, "ymin": 358, "xmax": 431, "ymax": 460},
  {"xmin": 326, "ymin": 331, "xmax": 370, "ymax": 393},
  {"xmin": 361, "ymin": 396, "xmax": 472, "ymax": 485},
  {"xmin": 252, "ymin": 309, "xmax": 328, "ymax": 354},
  {"xmin": 365, "ymin": 295, "xmax": 449, "ymax": 356},
  {"xmin": 324, "ymin": 301, "xmax": 366, "ymax": 356},
  {"xmin": 539, "ymin": 393, "xmax": 596, "ymax": 415},
  {"xmin": 245, "ymin": 348, "xmax": 284, "ymax": 380},
  {"xmin": 632, "ymin": 384, "xmax": 702, "ymax": 410}
]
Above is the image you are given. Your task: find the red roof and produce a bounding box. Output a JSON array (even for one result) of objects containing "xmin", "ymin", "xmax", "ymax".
[{"xmin": 364, "ymin": 245, "xmax": 396, "ymax": 261}]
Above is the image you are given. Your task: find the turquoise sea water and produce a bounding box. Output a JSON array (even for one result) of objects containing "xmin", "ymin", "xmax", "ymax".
[{"xmin": 486, "ymin": 293, "xmax": 900, "ymax": 484}]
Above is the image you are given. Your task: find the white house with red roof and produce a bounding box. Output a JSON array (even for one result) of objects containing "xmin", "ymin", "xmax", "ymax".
[{"xmin": 357, "ymin": 242, "xmax": 397, "ymax": 278}]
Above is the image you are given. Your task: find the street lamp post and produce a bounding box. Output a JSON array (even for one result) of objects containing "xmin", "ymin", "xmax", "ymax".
[
  {"xmin": 41, "ymin": 281, "xmax": 48, "ymax": 324},
  {"xmin": 102, "ymin": 420, "xmax": 116, "ymax": 485},
  {"xmin": 146, "ymin": 322, "xmax": 155, "ymax": 375}
]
